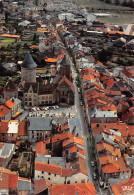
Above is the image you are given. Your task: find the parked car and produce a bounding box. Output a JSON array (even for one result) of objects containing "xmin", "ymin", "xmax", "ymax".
[
  {"xmin": 39, "ymin": 107, "xmax": 44, "ymax": 111},
  {"xmin": 80, "ymin": 102, "xmax": 83, "ymax": 106},
  {"xmin": 32, "ymin": 107, "xmax": 36, "ymax": 111},
  {"xmin": 91, "ymin": 161, "xmax": 95, "ymax": 167},
  {"xmin": 92, "ymin": 173, "xmax": 97, "ymax": 180}
]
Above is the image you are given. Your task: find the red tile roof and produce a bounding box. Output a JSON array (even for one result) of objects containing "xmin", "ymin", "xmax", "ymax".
[
  {"xmin": 5, "ymin": 99, "xmax": 16, "ymax": 109},
  {"xmin": 0, "ymin": 121, "xmax": 8, "ymax": 133},
  {"xmin": 18, "ymin": 120, "xmax": 27, "ymax": 136},
  {"xmin": 106, "ymin": 79, "xmax": 114, "ymax": 88},
  {"xmin": 63, "ymin": 137, "xmax": 85, "ymax": 147},
  {"xmin": 0, "ymin": 167, "xmax": 18, "ymax": 189},
  {"xmin": 100, "ymin": 156, "xmax": 131, "ymax": 173},
  {"xmin": 36, "ymin": 141, "xmax": 46, "ymax": 156},
  {"xmin": 91, "ymin": 123, "xmax": 128, "ymax": 137},
  {"xmin": 112, "ymin": 178, "xmax": 134, "ymax": 195},
  {"xmin": 128, "ymin": 125, "xmax": 134, "ymax": 136},
  {"xmin": 97, "ymin": 142, "xmax": 121, "ymax": 157},
  {"xmin": 0, "ymin": 105, "xmax": 11, "ymax": 118},
  {"xmin": 50, "ymin": 182, "xmax": 97, "ymax": 195},
  {"xmin": 35, "ymin": 179, "xmax": 53, "ymax": 194},
  {"xmin": 35, "ymin": 162, "xmax": 77, "ymax": 176},
  {"xmin": 52, "ymin": 131, "xmax": 74, "ymax": 143},
  {"xmin": 122, "ymin": 68, "xmax": 133, "ymax": 78}
]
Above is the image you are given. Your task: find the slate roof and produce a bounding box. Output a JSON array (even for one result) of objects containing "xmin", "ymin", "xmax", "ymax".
[
  {"xmin": 27, "ymin": 117, "xmax": 52, "ymax": 131},
  {"xmin": 21, "ymin": 52, "xmax": 37, "ymax": 69},
  {"xmin": 68, "ymin": 118, "xmax": 82, "ymax": 137},
  {"xmin": 36, "ymin": 154, "xmax": 66, "ymax": 168},
  {"xmin": 18, "ymin": 177, "xmax": 31, "ymax": 191},
  {"xmin": 0, "ymin": 143, "xmax": 15, "ymax": 158},
  {"xmin": 95, "ymin": 133, "xmax": 118, "ymax": 147},
  {"xmin": 60, "ymin": 55, "xmax": 70, "ymax": 66}
]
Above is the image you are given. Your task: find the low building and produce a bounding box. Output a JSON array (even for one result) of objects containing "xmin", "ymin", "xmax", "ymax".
[
  {"xmin": 27, "ymin": 117, "xmax": 52, "ymax": 143},
  {"xmin": 0, "ymin": 142, "xmax": 15, "ymax": 167}
]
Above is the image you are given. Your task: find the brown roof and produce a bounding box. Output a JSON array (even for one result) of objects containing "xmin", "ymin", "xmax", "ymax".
[
  {"xmin": 0, "ymin": 121, "xmax": 8, "ymax": 133},
  {"xmin": 36, "ymin": 141, "xmax": 46, "ymax": 156},
  {"xmin": 18, "ymin": 120, "xmax": 27, "ymax": 136},
  {"xmin": 58, "ymin": 76, "xmax": 74, "ymax": 91},
  {"xmin": 0, "ymin": 105, "xmax": 11, "ymax": 118},
  {"xmin": 35, "ymin": 179, "xmax": 53, "ymax": 194},
  {"xmin": 4, "ymin": 80, "xmax": 18, "ymax": 92}
]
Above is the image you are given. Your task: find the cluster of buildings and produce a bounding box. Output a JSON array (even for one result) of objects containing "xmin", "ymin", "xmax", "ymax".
[
  {"xmin": 57, "ymin": 14, "xmax": 134, "ymax": 193},
  {"xmin": 0, "ymin": 0, "xmax": 134, "ymax": 194}
]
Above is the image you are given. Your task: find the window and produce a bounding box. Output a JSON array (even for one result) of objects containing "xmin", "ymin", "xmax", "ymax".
[
  {"xmin": 42, "ymin": 171, "xmax": 44, "ymax": 174},
  {"xmin": 55, "ymin": 174, "xmax": 56, "ymax": 177},
  {"xmin": 48, "ymin": 173, "xmax": 51, "ymax": 175},
  {"xmin": 48, "ymin": 178, "xmax": 50, "ymax": 180}
]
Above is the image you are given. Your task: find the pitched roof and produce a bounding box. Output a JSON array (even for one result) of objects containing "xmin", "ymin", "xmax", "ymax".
[
  {"xmin": 97, "ymin": 142, "xmax": 121, "ymax": 157},
  {"xmin": 63, "ymin": 137, "xmax": 85, "ymax": 147},
  {"xmin": 92, "ymin": 123, "xmax": 128, "ymax": 137},
  {"xmin": 35, "ymin": 179, "xmax": 53, "ymax": 194},
  {"xmin": 112, "ymin": 178, "xmax": 134, "ymax": 195},
  {"xmin": 100, "ymin": 156, "xmax": 131, "ymax": 173},
  {"xmin": 0, "ymin": 105, "xmax": 11, "ymax": 118},
  {"xmin": 21, "ymin": 52, "xmax": 37, "ymax": 69},
  {"xmin": 36, "ymin": 141, "xmax": 46, "ymax": 156},
  {"xmin": 5, "ymin": 99, "xmax": 16, "ymax": 109},
  {"xmin": 0, "ymin": 167, "xmax": 18, "ymax": 189},
  {"xmin": 52, "ymin": 131, "xmax": 74, "ymax": 143},
  {"xmin": 0, "ymin": 121, "xmax": 8, "ymax": 133},
  {"xmin": 50, "ymin": 182, "xmax": 97, "ymax": 195},
  {"xmin": 35, "ymin": 162, "xmax": 77, "ymax": 176},
  {"xmin": 18, "ymin": 120, "xmax": 27, "ymax": 136},
  {"xmin": 58, "ymin": 76, "xmax": 74, "ymax": 91}
]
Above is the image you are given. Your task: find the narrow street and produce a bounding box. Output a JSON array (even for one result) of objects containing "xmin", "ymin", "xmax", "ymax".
[{"xmin": 69, "ymin": 56, "xmax": 106, "ymax": 195}]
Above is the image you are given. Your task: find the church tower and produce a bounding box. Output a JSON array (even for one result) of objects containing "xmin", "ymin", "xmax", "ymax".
[
  {"xmin": 21, "ymin": 52, "xmax": 37, "ymax": 83},
  {"xmin": 59, "ymin": 55, "xmax": 70, "ymax": 79}
]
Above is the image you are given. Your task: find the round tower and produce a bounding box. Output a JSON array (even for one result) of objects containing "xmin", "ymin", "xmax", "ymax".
[{"xmin": 21, "ymin": 52, "xmax": 37, "ymax": 83}]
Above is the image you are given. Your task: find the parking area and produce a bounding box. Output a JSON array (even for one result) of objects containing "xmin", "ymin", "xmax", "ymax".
[{"xmin": 25, "ymin": 105, "xmax": 77, "ymax": 118}]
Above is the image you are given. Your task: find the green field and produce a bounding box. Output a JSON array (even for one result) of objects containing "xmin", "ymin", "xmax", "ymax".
[
  {"xmin": 74, "ymin": 0, "xmax": 134, "ymax": 24},
  {"xmin": 0, "ymin": 38, "xmax": 15, "ymax": 47},
  {"xmin": 74, "ymin": 0, "xmax": 133, "ymax": 10}
]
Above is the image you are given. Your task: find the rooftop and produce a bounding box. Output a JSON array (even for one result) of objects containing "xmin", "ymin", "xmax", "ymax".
[{"xmin": 21, "ymin": 52, "xmax": 37, "ymax": 69}]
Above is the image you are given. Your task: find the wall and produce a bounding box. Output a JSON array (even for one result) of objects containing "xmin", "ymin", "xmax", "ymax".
[
  {"xmin": 21, "ymin": 68, "xmax": 36, "ymax": 83},
  {"xmin": 35, "ymin": 170, "xmax": 65, "ymax": 184}
]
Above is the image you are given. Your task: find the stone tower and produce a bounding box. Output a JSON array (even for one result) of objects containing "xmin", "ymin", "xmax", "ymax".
[
  {"xmin": 59, "ymin": 55, "xmax": 70, "ymax": 79},
  {"xmin": 21, "ymin": 52, "xmax": 37, "ymax": 83}
]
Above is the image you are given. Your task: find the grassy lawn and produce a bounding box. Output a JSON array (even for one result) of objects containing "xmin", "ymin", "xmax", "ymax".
[{"xmin": 0, "ymin": 38, "xmax": 15, "ymax": 47}]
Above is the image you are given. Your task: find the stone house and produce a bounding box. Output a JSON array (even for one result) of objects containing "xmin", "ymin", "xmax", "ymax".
[{"xmin": 27, "ymin": 117, "xmax": 52, "ymax": 143}]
